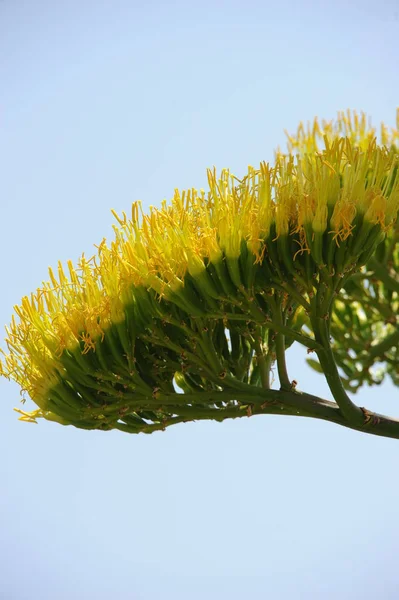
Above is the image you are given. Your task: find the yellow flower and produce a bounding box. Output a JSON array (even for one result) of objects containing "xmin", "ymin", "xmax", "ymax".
[{"xmin": 2, "ymin": 109, "xmax": 399, "ymax": 429}]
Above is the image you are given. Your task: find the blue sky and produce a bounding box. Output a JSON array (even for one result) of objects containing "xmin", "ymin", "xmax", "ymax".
[{"xmin": 1, "ymin": 1, "xmax": 399, "ymax": 599}]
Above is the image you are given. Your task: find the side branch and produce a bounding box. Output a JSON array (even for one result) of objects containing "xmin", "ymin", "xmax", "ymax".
[{"xmin": 311, "ymin": 316, "xmax": 364, "ymax": 426}]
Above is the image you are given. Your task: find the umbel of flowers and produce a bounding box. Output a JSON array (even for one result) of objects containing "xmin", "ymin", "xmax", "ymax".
[{"xmin": 1, "ymin": 110, "xmax": 399, "ymax": 437}]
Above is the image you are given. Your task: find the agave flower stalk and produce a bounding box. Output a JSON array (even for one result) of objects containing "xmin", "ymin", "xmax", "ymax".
[{"xmin": 1, "ymin": 110, "xmax": 399, "ymax": 439}]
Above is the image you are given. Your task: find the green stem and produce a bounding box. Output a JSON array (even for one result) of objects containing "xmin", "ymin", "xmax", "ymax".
[
  {"xmin": 346, "ymin": 290, "xmax": 395, "ymax": 322},
  {"xmin": 197, "ymin": 329, "xmax": 225, "ymax": 376},
  {"xmin": 369, "ymin": 257, "xmax": 399, "ymax": 293},
  {"xmin": 272, "ymin": 304, "xmax": 291, "ymax": 391},
  {"xmin": 140, "ymin": 333, "xmax": 221, "ymax": 385},
  {"xmin": 273, "ymin": 280, "xmax": 312, "ymax": 311},
  {"xmin": 367, "ymin": 329, "xmax": 399, "ymax": 359},
  {"xmin": 312, "ymin": 317, "xmax": 364, "ymax": 425},
  {"xmin": 251, "ymin": 327, "xmax": 271, "ymax": 389},
  {"xmin": 205, "ymin": 313, "xmax": 322, "ymax": 351},
  {"xmin": 108, "ymin": 387, "xmax": 399, "ymax": 440},
  {"xmin": 275, "ymin": 331, "xmax": 291, "ymax": 390}
]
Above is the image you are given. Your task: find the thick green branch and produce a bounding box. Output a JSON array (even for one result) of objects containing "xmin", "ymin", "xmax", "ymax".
[{"xmin": 109, "ymin": 387, "xmax": 399, "ymax": 440}]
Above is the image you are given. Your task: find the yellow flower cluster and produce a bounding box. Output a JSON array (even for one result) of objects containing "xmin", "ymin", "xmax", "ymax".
[
  {"xmin": 1, "ymin": 110, "xmax": 399, "ymax": 417},
  {"xmin": 284, "ymin": 108, "xmax": 399, "ymax": 154}
]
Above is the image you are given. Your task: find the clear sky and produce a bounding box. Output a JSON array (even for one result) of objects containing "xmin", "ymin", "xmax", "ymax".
[{"xmin": 1, "ymin": 1, "xmax": 399, "ymax": 599}]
